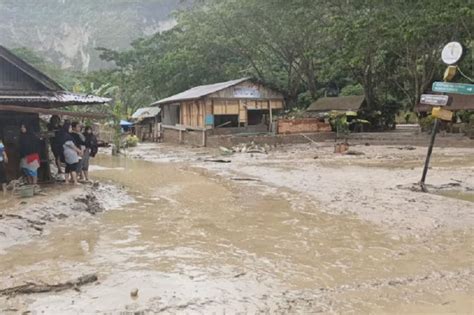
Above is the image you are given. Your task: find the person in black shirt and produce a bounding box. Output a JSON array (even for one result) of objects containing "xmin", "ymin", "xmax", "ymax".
[{"xmin": 83, "ymin": 126, "xmax": 98, "ymax": 181}]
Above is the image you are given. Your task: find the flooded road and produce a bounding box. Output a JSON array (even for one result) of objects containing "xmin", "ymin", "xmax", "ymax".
[{"xmin": 1, "ymin": 155, "xmax": 473, "ymax": 313}]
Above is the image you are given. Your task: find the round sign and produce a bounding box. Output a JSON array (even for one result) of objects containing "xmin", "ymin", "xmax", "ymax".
[{"xmin": 441, "ymin": 42, "xmax": 463, "ymax": 65}]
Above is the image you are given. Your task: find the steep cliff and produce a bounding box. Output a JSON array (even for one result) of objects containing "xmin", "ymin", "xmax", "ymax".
[{"xmin": 0, "ymin": 0, "xmax": 187, "ymax": 71}]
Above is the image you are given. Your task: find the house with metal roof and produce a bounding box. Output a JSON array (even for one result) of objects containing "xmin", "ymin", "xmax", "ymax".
[
  {"xmin": 0, "ymin": 45, "xmax": 110, "ymax": 181},
  {"xmin": 152, "ymin": 78, "xmax": 285, "ymax": 139},
  {"xmin": 131, "ymin": 107, "xmax": 162, "ymax": 142}
]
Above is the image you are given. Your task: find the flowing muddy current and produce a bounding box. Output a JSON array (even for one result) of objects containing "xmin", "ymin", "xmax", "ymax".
[{"xmin": 0, "ymin": 156, "xmax": 473, "ymax": 313}]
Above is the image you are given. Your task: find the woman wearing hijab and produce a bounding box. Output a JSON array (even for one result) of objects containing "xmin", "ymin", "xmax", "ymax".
[
  {"xmin": 59, "ymin": 122, "xmax": 82, "ymax": 185},
  {"xmin": 19, "ymin": 123, "xmax": 41, "ymax": 185}
]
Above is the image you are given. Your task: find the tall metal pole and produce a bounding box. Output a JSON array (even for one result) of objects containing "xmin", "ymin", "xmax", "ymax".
[{"xmin": 420, "ymin": 118, "xmax": 439, "ymax": 192}]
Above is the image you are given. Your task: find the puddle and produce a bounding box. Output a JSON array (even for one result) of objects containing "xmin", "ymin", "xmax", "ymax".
[
  {"xmin": 0, "ymin": 155, "xmax": 472, "ymax": 313},
  {"xmin": 437, "ymin": 190, "xmax": 474, "ymax": 203}
]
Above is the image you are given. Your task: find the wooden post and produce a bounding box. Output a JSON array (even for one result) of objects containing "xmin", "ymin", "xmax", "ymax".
[
  {"xmin": 202, "ymin": 129, "xmax": 207, "ymax": 147},
  {"xmin": 420, "ymin": 118, "xmax": 439, "ymax": 192},
  {"xmin": 268, "ymin": 100, "xmax": 273, "ymax": 132}
]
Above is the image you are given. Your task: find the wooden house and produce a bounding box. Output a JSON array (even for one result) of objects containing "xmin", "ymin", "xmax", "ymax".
[
  {"xmin": 131, "ymin": 107, "xmax": 161, "ymax": 142},
  {"xmin": 0, "ymin": 45, "xmax": 110, "ymax": 182},
  {"xmin": 152, "ymin": 78, "xmax": 285, "ymax": 137}
]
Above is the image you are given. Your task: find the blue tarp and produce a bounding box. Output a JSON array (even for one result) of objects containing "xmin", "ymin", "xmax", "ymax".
[{"xmin": 120, "ymin": 120, "xmax": 134, "ymax": 127}]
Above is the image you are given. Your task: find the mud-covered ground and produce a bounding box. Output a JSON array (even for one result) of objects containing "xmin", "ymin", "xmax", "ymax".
[
  {"xmin": 0, "ymin": 141, "xmax": 473, "ymax": 313},
  {"xmin": 0, "ymin": 182, "xmax": 131, "ymax": 253},
  {"xmin": 129, "ymin": 142, "xmax": 474, "ymax": 237}
]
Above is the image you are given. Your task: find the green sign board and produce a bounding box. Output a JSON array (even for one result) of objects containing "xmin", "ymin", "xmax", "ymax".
[{"xmin": 432, "ymin": 82, "xmax": 474, "ymax": 95}]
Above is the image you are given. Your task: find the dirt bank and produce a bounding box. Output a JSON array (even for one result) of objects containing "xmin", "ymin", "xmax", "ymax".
[
  {"xmin": 128, "ymin": 142, "xmax": 474, "ymax": 237},
  {"xmin": 0, "ymin": 182, "xmax": 132, "ymax": 253}
]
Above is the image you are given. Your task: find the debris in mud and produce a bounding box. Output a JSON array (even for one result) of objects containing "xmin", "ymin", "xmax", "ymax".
[
  {"xmin": 397, "ymin": 146, "xmax": 416, "ymax": 151},
  {"xmin": 130, "ymin": 288, "xmax": 139, "ymax": 298},
  {"xmin": 204, "ymin": 159, "xmax": 231, "ymax": 163},
  {"xmin": 219, "ymin": 146, "xmax": 234, "ymax": 156},
  {"xmin": 74, "ymin": 194, "xmax": 104, "ymax": 215},
  {"xmin": 232, "ymin": 142, "xmax": 270, "ymax": 154},
  {"xmin": 234, "ymin": 272, "xmax": 247, "ymax": 278},
  {"xmin": 231, "ymin": 178, "xmax": 261, "ymax": 182},
  {"xmin": 0, "ymin": 274, "xmax": 98, "ymax": 297},
  {"xmin": 345, "ymin": 150, "xmax": 365, "ymax": 156}
]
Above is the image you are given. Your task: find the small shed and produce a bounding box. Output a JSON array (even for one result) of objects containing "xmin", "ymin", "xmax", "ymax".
[
  {"xmin": 152, "ymin": 78, "xmax": 285, "ymax": 135},
  {"xmin": 131, "ymin": 107, "xmax": 161, "ymax": 141},
  {"xmin": 0, "ymin": 45, "xmax": 110, "ymax": 182},
  {"xmin": 307, "ymin": 95, "xmax": 365, "ymax": 114}
]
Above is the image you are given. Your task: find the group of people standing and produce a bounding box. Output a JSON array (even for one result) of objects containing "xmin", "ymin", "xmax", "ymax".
[
  {"xmin": 1, "ymin": 123, "xmax": 42, "ymax": 194},
  {"xmin": 49, "ymin": 116, "xmax": 98, "ymax": 185},
  {"xmin": 0, "ymin": 116, "xmax": 99, "ymax": 195}
]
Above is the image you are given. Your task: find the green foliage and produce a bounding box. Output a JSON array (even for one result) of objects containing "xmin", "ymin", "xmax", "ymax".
[
  {"xmin": 419, "ymin": 115, "xmax": 435, "ymax": 132},
  {"xmin": 124, "ymin": 135, "xmax": 139, "ymax": 148},
  {"xmin": 340, "ymin": 84, "xmax": 364, "ymax": 97},
  {"xmin": 84, "ymin": 0, "xmax": 472, "ymax": 127},
  {"xmin": 12, "ymin": 0, "xmax": 471, "ymax": 130}
]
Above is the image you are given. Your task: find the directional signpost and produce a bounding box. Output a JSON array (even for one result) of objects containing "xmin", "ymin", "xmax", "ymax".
[
  {"xmin": 420, "ymin": 94, "xmax": 450, "ymax": 106},
  {"xmin": 419, "ymin": 42, "xmax": 469, "ymax": 192},
  {"xmin": 432, "ymin": 82, "xmax": 474, "ymax": 95}
]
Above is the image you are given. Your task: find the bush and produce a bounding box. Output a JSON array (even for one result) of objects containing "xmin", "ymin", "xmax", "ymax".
[
  {"xmin": 124, "ymin": 135, "xmax": 139, "ymax": 147},
  {"xmin": 419, "ymin": 115, "xmax": 434, "ymax": 132}
]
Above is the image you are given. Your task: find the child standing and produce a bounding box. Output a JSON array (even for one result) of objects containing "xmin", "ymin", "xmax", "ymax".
[{"xmin": 0, "ymin": 139, "xmax": 8, "ymax": 195}]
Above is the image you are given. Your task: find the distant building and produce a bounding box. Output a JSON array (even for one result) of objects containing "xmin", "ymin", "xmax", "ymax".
[
  {"xmin": 131, "ymin": 107, "xmax": 161, "ymax": 141},
  {"xmin": 307, "ymin": 95, "xmax": 365, "ymax": 115}
]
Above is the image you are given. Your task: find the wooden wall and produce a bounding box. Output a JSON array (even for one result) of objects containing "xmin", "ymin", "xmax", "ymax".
[
  {"xmin": 181, "ymin": 100, "xmax": 205, "ymax": 127},
  {"xmin": 175, "ymin": 80, "xmax": 285, "ymax": 128},
  {"xmin": 0, "ymin": 57, "xmax": 45, "ymax": 91}
]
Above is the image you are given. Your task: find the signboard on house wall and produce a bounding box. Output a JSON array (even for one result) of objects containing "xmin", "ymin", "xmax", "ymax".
[{"xmin": 234, "ymin": 87, "xmax": 261, "ymax": 98}]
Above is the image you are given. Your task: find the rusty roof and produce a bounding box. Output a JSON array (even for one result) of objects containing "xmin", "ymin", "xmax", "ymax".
[{"xmin": 307, "ymin": 95, "xmax": 365, "ymax": 112}]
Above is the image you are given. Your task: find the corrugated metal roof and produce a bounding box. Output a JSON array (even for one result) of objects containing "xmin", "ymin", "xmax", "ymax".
[
  {"xmin": 307, "ymin": 95, "xmax": 365, "ymax": 112},
  {"xmin": 131, "ymin": 106, "xmax": 161, "ymax": 119},
  {"xmin": 151, "ymin": 78, "xmax": 250, "ymax": 106},
  {"xmin": 0, "ymin": 91, "xmax": 111, "ymax": 108}
]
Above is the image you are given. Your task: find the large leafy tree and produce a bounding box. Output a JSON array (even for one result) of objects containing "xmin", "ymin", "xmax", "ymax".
[{"xmin": 82, "ymin": 0, "xmax": 472, "ymax": 125}]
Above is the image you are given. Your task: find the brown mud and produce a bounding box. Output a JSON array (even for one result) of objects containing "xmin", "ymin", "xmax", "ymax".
[{"xmin": 0, "ymin": 144, "xmax": 473, "ymax": 313}]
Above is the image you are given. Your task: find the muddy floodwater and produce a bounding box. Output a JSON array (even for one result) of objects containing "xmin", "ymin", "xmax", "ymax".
[{"xmin": 1, "ymin": 155, "xmax": 473, "ymax": 313}]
